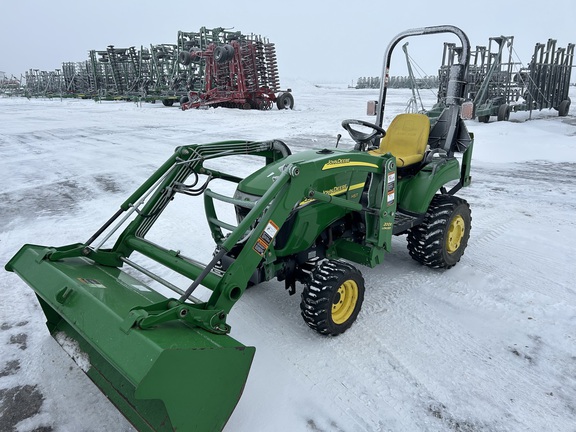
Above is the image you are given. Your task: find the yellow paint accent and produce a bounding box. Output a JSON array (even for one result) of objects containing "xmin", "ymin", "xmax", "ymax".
[
  {"xmin": 322, "ymin": 161, "xmax": 378, "ymax": 171},
  {"xmin": 332, "ymin": 280, "xmax": 359, "ymax": 324},
  {"xmin": 298, "ymin": 182, "xmax": 365, "ymax": 207},
  {"xmin": 348, "ymin": 182, "xmax": 365, "ymax": 191},
  {"xmin": 446, "ymin": 215, "xmax": 465, "ymax": 253}
]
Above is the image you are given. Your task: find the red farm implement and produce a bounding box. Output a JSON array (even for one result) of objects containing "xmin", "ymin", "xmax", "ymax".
[{"xmin": 179, "ymin": 37, "xmax": 293, "ymax": 111}]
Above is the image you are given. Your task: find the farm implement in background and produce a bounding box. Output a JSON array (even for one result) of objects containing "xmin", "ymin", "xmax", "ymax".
[
  {"xmin": 13, "ymin": 26, "xmax": 293, "ymax": 109},
  {"xmin": 178, "ymin": 33, "xmax": 293, "ymax": 110},
  {"xmin": 437, "ymin": 35, "xmax": 574, "ymax": 122}
]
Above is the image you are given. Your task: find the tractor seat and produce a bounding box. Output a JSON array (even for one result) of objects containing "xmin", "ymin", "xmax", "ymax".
[{"xmin": 369, "ymin": 113, "xmax": 430, "ymax": 167}]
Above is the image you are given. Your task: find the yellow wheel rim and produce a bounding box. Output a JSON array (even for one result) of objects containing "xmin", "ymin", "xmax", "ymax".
[
  {"xmin": 332, "ymin": 280, "xmax": 358, "ymax": 325},
  {"xmin": 446, "ymin": 215, "xmax": 465, "ymax": 254}
]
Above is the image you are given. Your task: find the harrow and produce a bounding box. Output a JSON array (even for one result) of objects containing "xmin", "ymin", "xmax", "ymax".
[
  {"xmin": 179, "ymin": 36, "xmax": 293, "ymax": 110},
  {"xmin": 437, "ymin": 35, "xmax": 574, "ymax": 121}
]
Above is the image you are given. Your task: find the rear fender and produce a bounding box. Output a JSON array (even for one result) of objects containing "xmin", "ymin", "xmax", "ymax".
[{"xmin": 398, "ymin": 158, "xmax": 460, "ymax": 214}]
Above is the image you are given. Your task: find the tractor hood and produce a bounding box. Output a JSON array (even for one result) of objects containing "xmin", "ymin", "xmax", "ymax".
[
  {"xmin": 236, "ymin": 150, "xmax": 325, "ymax": 197},
  {"xmin": 233, "ymin": 148, "xmax": 388, "ymax": 220}
]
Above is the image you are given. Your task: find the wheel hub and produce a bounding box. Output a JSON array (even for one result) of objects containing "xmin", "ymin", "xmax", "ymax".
[
  {"xmin": 447, "ymin": 215, "xmax": 465, "ymax": 253},
  {"xmin": 332, "ymin": 280, "xmax": 358, "ymax": 324}
]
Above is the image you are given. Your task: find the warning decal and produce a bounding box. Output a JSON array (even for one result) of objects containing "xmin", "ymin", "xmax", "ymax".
[
  {"xmin": 253, "ymin": 220, "xmax": 279, "ymax": 256},
  {"xmin": 386, "ymin": 169, "xmax": 396, "ymax": 206}
]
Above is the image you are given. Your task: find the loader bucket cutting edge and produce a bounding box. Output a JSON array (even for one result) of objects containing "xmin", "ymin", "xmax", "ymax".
[{"xmin": 6, "ymin": 244, "xmax": 255, "ymax": 432}]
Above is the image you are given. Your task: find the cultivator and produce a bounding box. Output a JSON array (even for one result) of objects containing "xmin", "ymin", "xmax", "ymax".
[
  {"xmin": 0, "ymin": 73, "xmax": 24, "ymax": 96},
  {"xmin": 146, "ymin": 44, "xmax": 188, "ymax": 105},
  {"xmin": 176, "ymin": 27, "xmax": 241, "ymax": 92},
  {"xmin": 91, "ymin": 46, "xmax": 139, "ymax": 98},
  {"xmin": 23, "ymin": 69, "xmax": 64, "ymax": 97},
  {"xmin": 524, "ymin": 39, "xmax": 574, "ymax": 117},
  {"xmin": 437, "ymin": 35, "xmax": 574, "ymax": 121},
  {"xmin": 179, "ymin": 35, "xmax": 291, "ymax": 110},
  {"xmin": 14, "ymin": 26, "xmax": 292, "ymax": 109}
]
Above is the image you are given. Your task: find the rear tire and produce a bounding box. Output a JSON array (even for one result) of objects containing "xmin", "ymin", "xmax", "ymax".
[
  {"xmin": 407, "ymin": 195, "xmax": 471, "ymax": 269},
  {"xmin": 497, "ymin": 104, "xmax": 510, "ymax": 121},
  {"xmin": 276, "ymin": 92, "xmax": 294, "ymax": 110},
  {"xmin": 477, "ymin": 115, "xmax": 490, "ymax": 123},
  {"xmin": 558, "ymin": 98, "xmax": 571, "ymax": 117},
  {"xmin": 300, "ymin": 260, "xmax": 364, "ymax": 335}
]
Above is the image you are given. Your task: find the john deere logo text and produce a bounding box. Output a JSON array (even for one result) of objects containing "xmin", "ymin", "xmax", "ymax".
[
  {"xmin": 326, "ymin": 158, "xmax": 350, "ymax": 166},
  {"xmin": 322, "ymin": 159, "xmax": 378, "ymax": 171},
  {"xmin": 323, "ymin": 185, "xmax": 348, "ymax": 195}
]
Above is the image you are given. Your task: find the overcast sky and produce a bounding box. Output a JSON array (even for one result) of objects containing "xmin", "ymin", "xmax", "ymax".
[{"xmin": 1, "ymin": 0, "xmax": 574, "ymax": 84}]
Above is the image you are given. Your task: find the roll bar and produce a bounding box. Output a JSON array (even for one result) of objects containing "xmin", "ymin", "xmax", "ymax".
[{"xmin": 376, "ymin": 25, "xmax": 471, "ymax": 127}]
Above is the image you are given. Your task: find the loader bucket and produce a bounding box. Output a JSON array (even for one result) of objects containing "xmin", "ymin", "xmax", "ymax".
[{"xmin": 6, "ymin": 244, "xmax": 255, "ymax": 432}]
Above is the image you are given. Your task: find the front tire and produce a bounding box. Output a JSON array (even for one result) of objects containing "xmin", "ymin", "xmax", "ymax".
[
  {"xmin": 407, "ymin": 195, "xmax": 471, "ymax": 269},
  {"xmin": 300, "ymin": 260, "xmax": 365, "ymax": 335}
]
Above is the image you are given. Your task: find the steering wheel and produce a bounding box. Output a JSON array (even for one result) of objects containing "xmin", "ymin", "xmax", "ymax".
[{"xmin": 341, "ymin": 119, "xmax": 386, "ymax": 151}]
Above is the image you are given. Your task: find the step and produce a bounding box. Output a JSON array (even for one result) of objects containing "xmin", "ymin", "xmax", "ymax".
[{"xmin": 393, "ymin": 210, "xmax": 424, "ymax": 235}]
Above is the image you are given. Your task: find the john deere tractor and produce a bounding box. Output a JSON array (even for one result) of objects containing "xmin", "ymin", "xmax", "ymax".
[{"xmin": 6, "ymin": 26, "xmax": 473, "ymax": 432}]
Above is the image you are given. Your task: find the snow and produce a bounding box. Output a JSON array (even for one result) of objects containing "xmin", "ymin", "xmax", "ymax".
[{"xmin": 1, "ymin": 83, "xmax": 575, "ymax": 432}]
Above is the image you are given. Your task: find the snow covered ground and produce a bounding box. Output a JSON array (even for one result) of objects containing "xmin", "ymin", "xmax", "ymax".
[{"xmin": 1, "ymin": 83, "xmax": 575, "ymax": 432}]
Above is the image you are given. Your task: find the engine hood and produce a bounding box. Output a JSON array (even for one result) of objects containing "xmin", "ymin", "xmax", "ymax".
[{"xmin": 236, "ymin": 151, "xmax": 316, "ymax": 197}]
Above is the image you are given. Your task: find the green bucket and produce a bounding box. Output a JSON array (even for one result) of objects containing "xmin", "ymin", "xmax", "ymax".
[{"xmin": 6, "ymin": 244, "xmax": 255, "ymax": 432}]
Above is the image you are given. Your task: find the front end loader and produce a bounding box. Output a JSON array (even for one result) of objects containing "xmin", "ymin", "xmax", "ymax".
[{"xmin": 6, "ymin": 25, "xmax": 474, "ymax": 431}]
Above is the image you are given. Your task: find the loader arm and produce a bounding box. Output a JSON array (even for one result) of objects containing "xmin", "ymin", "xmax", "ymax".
[{"xmin": 4, "ymin": 139, "xmax": 295, "ymax": 432}]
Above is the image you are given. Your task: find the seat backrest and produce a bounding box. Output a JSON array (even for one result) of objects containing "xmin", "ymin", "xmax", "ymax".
[
  {"xmin": 427, "ymin": 106, "xmax": 472, "ymax": 156},
  {"xmin": 376, "ymin": 113, "xmax": 431, "ymax": 167}
]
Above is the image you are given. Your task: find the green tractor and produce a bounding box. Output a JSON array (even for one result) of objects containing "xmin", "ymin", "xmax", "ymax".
[{"xmin": 6, "ymin": 26, "xmax": 473, "ymax": 432}]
